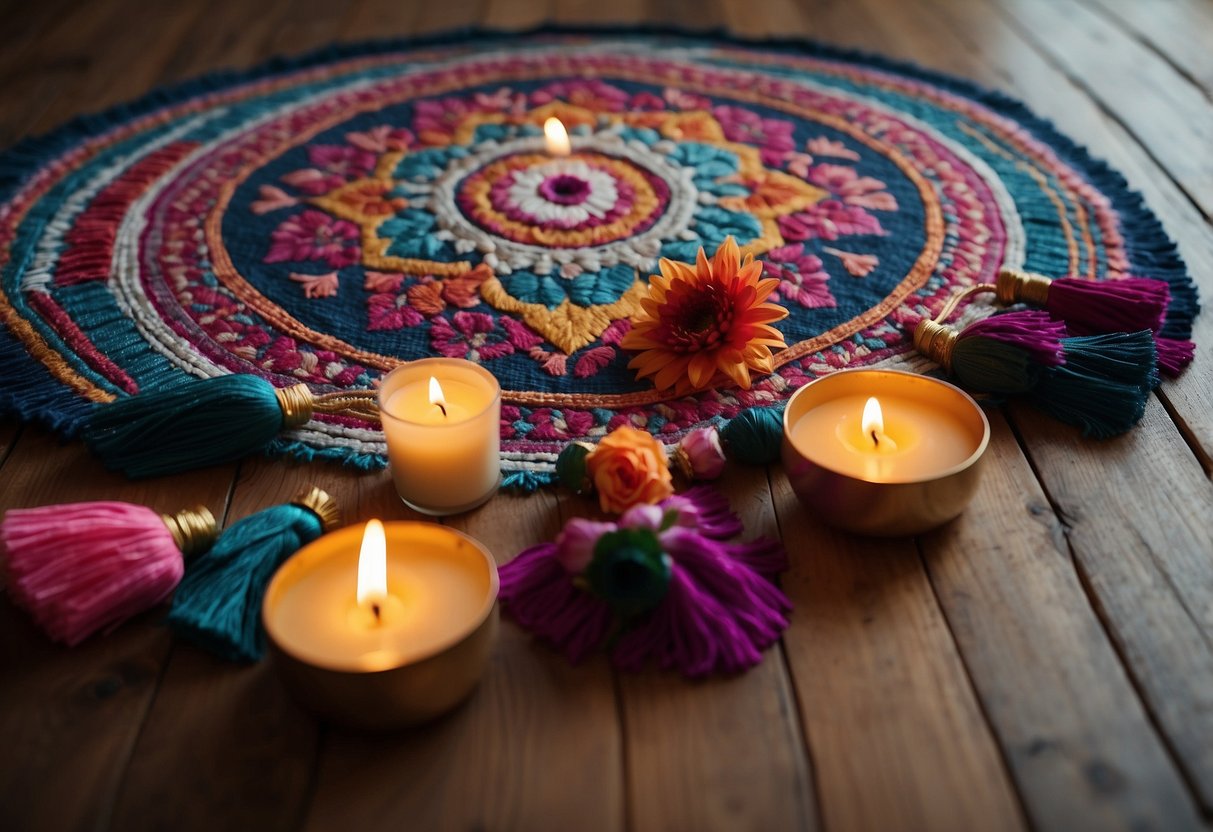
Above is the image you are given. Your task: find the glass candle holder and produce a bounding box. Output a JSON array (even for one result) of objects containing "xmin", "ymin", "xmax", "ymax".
[{"xmin": 378, "ymin": 358, "xmax": 501, "ymax": 516}]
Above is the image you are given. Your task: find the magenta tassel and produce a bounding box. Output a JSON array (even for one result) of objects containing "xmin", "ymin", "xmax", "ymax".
[
  {"xmin": 2, "ymin": 502, "xmax": 188, "ymax": 645},
  {"xmin": 499, "ymin": 543, "xmax": 613, "ymax": 662},
  {"xmin": 960, "ymin": 310, "xmax": 1066, "ymax": 366},
  {"xmin": 1155, "ymin": 336, "xmax": 1197, "ymax": 378},
  {"xmin": 1046, "ymin": 276, "xmax": 1168, "ymax": 334},
  {"xmin": 499, "ymin": 487, "xmax": 792, "ymax": 678}
]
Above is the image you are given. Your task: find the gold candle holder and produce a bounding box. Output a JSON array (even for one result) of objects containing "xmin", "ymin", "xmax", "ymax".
[
  {"xmin": 781, "ymin": 369, "xmax": 989, "ymax": 536},
  {"xmin": 262, "ymin": 521, "xmax": 499, "ymax": 730}
]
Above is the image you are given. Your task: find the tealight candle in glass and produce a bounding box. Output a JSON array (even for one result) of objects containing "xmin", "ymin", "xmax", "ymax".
[{"xmin": 378, "ymin": 358, "xmax": 501, "ymax": 516}]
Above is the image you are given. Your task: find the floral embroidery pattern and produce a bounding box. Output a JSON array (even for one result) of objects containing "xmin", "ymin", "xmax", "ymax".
[{"xmin": 257, "ymin": 80, "xmax": 898, "ymax": 378}]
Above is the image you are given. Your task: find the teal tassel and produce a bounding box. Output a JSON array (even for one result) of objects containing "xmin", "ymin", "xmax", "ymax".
[
  {"xmin": 168, "ymin": 489, "xmax": 339, "ymax": 662},
  {"xmin": 722, "ymin": 405, "xmax": 785, "ymax": 464},
  {"xmin": 1030, "ymin": 331, "xmax": 1157, "ymax": 438},
  {"xmin": 83, "ymin": 375, "xmax": 311, "ymax": 478}
]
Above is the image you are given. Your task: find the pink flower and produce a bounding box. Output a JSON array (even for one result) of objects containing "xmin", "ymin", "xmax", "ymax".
[
  {"xmin": 279, "ymin": 146, "xmax": 377, "ymax": 196},
  {"xmin": 806, "ymin": 137, "xmax": 860, "ymax": 161},
  {"xmin": 712, "ymin": 105, "xmax": 795, "ymax": 165},
  {"xmin": 628, "ymin": 91, "xmax": 667, "ymax": 111},
  {"xmin": 554, "ymin": 518, "xmax": 616, "ymax": 573},
  {"xmin": 777, "ymin": 200, "xmax": 885, "ymax": 241},
  {"xmin": 413, "ymin": 97, "xmax": 474, "ymax": 144},
  {"xmin": 265, "ymin": 210, "xmax": 360, "ymax": 268},
  {"xmin": 663, "ymin": 88, "xmax": 711, "ymax": 110},
  {"xmin": 808, "ymin": 164, "xmax": 898, "ymax": 211},
  {"xmin": 531, "ymin": 80, "xmax": 629, "ymax": 112},
  {"xmin": 763, "ymin": 243, "xmax": 837, "ymax": 309},
  {"xmin": 429, "ymin": 311, "xmax": 515, "ymax": 361},
  {"xmin": 289, "ymin": 271, "xmax": 339, "ymax": 299},
  {"xmin": 619, "ymin": 503, "xmax": 666, "ymax": 532},
  {"xmin": 306, "ymin": 145, "xmax": 377, "ymax": 179},
  {"xmin": 345, "ymin": 126, "xmax": 413, "ymax": 153},
  {"xmin": 367, "ymin": 292, "xmax": 424, "ymax": 331},
  {"xmin": 675, "ymin": 426, "xmax": 727, "ymax": 480}
]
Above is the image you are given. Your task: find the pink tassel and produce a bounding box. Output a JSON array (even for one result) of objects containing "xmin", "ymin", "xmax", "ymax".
[{"xmin": 1, "ymin": 502, "xmax": 215, "ymax": 646}]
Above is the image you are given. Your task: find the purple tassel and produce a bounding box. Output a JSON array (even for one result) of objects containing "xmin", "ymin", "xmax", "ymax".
[
  {"xmin": 959, "ymin": 310, "xmax": 1066, "ymax": 366},
  {"xmin": 996, "ymin": 269, "xmax": 1195, "ymax": 377},
  {"xmin": 1046, "ymin": 276, "xmax": 1168, "ymax": 333},
  {"xmin": 499, "ymin": 543, "xmax": 614, "ymax": 662},
  {"xmin": 1154, "ymin": 336, "xmax": 1196, "ymax": 378},
  {"xmin": 498, "ymin": 488, "xmax": 791, "ymax": 678}
]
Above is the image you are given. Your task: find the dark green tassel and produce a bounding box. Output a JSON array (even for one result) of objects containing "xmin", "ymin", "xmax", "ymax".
[
  {"xmin": 83, "ymin": 375, "xmax": 312, "ymax": 478},
  {"xmin": 168, "ymin": 488, "xmax": 339, "ymax": 662},
  {"xmin": 721, "ymin": 405, "xmax": 785, "ymax": 464},
  {"xmin": 1030, "ymin": 331, "xmax": 1157, "ymax": 439}
]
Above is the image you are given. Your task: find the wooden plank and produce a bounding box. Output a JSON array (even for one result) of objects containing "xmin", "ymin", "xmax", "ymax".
[
  {"xmin": 305, "ymin": 487, "xmax": 626, "ymax": 832},
  {"xmin": 0, "ymin": 428, "xmax": 235, "ymax": 832},
  {"xmin": 770, "ymin": 462, "xmax": 1026, "ymax": 832},
  {"xmin": 107, "ymin": 457, "xmax": 366, "ymax": 832},
  {"xmin": 156, "ymin": 0, "xmax": 302, "ymax": 81},
  {"xmin": 1010, "ymin": 397, "xmax": 1213, "ymax": 811},
  {"xmin": 842, "ymin": 0, "xmax": 1213, "ymax": 813},
  {"xmin": 339, "ymin": 0, "xmax": 423, "ymax": 43},
  {"xmin": 26, "ymin": 2, "xmax": 205, "ymax": 135},
  {"xmin": 483, "ymin": 0, "xmax": 554, "ymax": 30},
  {"xmin": 923, "ymin": 415, "xmax": 1203, "ymax": 829},
  {"xmin": 1075, "ymin": 0, "xmax": 1213, "ymax": 97},
  {"xmin": 611, "ymin": 465, "xmax": 818, "ymax": 832},
  {"xmin": 0, "ymin": 419, "xmax": 19, "ymax": 467},
  {"xmin": 987, "ymin": 0, "xmax": 1213, "ymax": 222},
  {"xmin": 552, "ymin": 0, "xmax": 647, "ymax": 26}
]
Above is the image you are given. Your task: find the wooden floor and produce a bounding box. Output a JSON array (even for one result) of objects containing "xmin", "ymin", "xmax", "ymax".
[{"xmin": 2, "ymin": 0, "xmax": 1212, "ymax": 830}]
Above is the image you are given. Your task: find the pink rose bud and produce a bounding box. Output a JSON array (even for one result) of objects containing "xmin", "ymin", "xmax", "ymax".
[
  {"xmin": 554, "ymin": 518, "xmax": 616, "ymax": 574},
  {"xmin": 674, "ymin": 426, "xmax": 727, "ymax": 480},
  {"xmin": 619, "ymin": 503, "xmax": 665, "ymax": 532}
]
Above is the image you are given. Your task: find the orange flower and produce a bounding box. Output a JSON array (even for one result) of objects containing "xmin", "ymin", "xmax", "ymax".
[
  {"xmin": 585, "ymin": 426, "xmax": 674, "ymax": 514},
  {"xmin": 620, "ymin": 237, "xmax": 788, "ymax": 395}
]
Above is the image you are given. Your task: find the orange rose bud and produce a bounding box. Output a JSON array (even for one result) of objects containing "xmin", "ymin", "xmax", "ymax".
[{"xmin": 585, "ymin": 426, "xmax": 674, "ymax": 514}]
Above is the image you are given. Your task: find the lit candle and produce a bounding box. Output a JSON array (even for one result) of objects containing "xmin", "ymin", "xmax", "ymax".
[
  {"xmin": 782, "ymin": 369, "xmax": 989, "ymax": 536},
  {"xmin": 378, "ymin": 358, "xmax": 501, "ymax": 515},
  {"xmin": 543, "ymin": 116, "xmax": 571, "ymax": 157},
  {"xmin": 262, "ymin": 520, "xmax": 499, "ymax": 728}
]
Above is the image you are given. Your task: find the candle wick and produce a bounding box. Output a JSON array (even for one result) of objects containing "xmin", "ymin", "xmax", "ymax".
[
  {"xmin": 436, "ymin": 402, "xmax": 447, "ymax": 417},
  {"xmin": 371, "ymin": 602, "xmax": 381, "ymax": 623},
  {"xmin": 871, "ymin": 429, "xmax": 879, "ymax": 447}
]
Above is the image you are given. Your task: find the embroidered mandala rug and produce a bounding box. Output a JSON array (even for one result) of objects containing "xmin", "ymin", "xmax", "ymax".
[{"xmin": 0, "ymin": 30, "xmax": 1195, "ymax": 485}]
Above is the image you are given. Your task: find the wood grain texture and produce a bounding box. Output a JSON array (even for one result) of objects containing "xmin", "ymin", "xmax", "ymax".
[
  {"xmin": 922, "ymin": 415, "xmax": 1203, "ymax": 830},
  {"xmin": 608, "ymin": 466, "xmax": 818, "ymax": 832},
  {"xmin": 1011, "ymin": 398, "xmax": 1213, "ymax": 813},
  {"xmin": 2, "ymin": 0, "xmax": 1212, "ymax": 828},
  {"xmin": 105, "ymin": 458, "xmax": 374, "ymax": 832},
  {"xmin": 306, "ymin": 488, "xmax": 626, "ymax": 832},
  {"xmin": 0, "ymin": 429, "xmax": 235, "ymax": 832},
  {"xmin": 1074, "ymin": 0, "xmax": 1213, "ymax": 99},
  {"xmin": 771, "ymin": 460, "xmax": 1026, "ymax": 832},
  {"xmin": 989, "ymin": 0, "xmax": 1213, "ymax": 222}
]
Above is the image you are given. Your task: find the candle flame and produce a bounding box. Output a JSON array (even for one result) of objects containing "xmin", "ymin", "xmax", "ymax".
[
  {"xmin": 862, "ymin": 397, "xmax": 884, "ymax": 448},
  {"xmin": 428, "ymin": 376, "xmax": 446, "ymax": 405},
  {"xmin": 357, "ymin": 518, "xmax": 387, "ymax": 610},
  {"xmin": 543, "ymin": 117, "xmax": 571, "ymax": 157}
]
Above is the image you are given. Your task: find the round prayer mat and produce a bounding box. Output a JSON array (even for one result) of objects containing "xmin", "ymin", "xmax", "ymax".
[{"xmin": 0, "ymin": 30, "xmax": 1192, "ymax": 483}]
